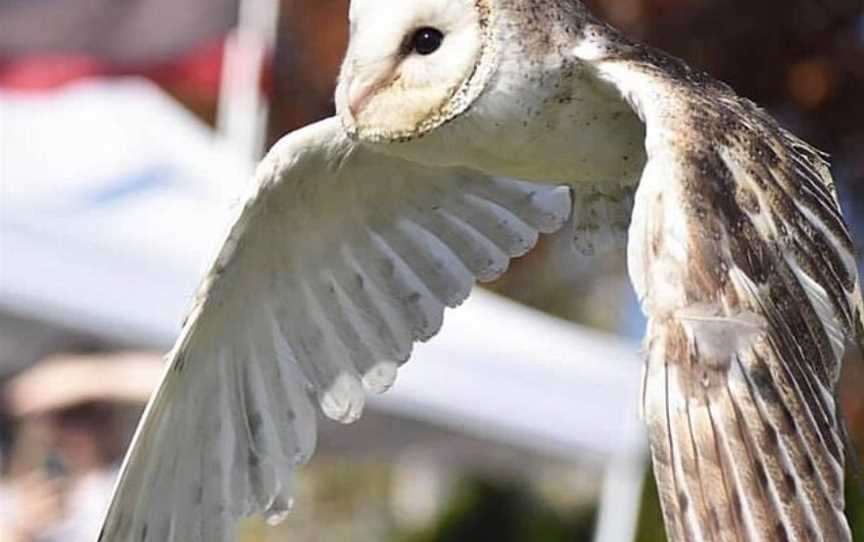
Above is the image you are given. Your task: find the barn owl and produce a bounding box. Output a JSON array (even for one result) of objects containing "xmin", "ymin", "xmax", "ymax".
[{"xmin": 99, "ymin": 0, "xmax": 863, "ymax": 540}]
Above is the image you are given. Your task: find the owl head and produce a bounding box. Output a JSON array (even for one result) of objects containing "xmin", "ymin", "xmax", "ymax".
[{"xmin": 336, "ymin": 0, "xmax": 496, "ymax": 143}]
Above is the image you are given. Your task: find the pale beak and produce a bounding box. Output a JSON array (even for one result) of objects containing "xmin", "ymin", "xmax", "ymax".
[{"xmin": 347, "ymin": 66, "xmax": 398, "ymax": 119}]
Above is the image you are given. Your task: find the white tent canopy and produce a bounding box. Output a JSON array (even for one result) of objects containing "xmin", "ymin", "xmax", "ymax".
[{"xmin": 0, "ymin": 79, "xmax": 646, "ymax": 541}]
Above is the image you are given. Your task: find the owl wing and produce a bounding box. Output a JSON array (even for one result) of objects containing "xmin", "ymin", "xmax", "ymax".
[
  {"xmin": 578, "ymin": 36, "xmax": 863, "ymax": 541},
  {"xmin": 570, "ymin": 179, "xmax": 637, "ymax": 256},
  {"xmin": 98, "ymin": 117, "xmax": 572, "ymax": 542}
]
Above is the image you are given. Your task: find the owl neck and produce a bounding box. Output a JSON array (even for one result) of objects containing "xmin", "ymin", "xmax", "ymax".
[{"xmin": 449, "ymin": 61, "xmax": 647, "ymax": 186}]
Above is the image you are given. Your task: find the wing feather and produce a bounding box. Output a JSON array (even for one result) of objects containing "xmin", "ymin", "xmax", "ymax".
[
  {"xmin": 580, "ymin": 30, "xmax": 860, "ymax": 541},
  {"xmin": 570, "ymin": 179, "xmax": 637, "ymax": 255},
  {"xmin": 98, "ymin": 117, "xmax": 572, "ymax": 541}
]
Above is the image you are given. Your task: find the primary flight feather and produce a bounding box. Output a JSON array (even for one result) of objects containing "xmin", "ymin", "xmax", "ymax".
[{"xmin": 99, "ymin": 1, "xmax": 862, "ymax": 540}]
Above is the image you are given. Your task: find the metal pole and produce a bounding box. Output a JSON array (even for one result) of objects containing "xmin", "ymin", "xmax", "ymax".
[
  {"xmin": 592, "ymin": 404, "xmax": 648, "ymax": 542},
  {"xmin": 217, "ymin": 0, "xmax": 281, "ymax": 172}
]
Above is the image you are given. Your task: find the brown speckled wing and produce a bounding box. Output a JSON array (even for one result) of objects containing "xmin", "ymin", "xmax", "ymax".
[{"xmin": 577, "ymin": 26, "xmax": 863, "ymax": 542}]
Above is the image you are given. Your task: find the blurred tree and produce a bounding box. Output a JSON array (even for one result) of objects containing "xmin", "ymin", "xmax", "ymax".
[{"xmin": 267, "ymin": 0, "xmax": 349, "ymax": 143}]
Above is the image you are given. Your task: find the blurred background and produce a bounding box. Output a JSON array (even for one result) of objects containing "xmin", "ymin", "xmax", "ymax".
[{"xmin": 0, "ymin": 0, "xmax": 862, "ymax": 541}]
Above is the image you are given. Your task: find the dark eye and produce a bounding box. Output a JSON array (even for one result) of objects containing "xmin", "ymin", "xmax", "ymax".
[{"xmin": 410, "ymin": 27, "xmax": 444, "ymax": 55}]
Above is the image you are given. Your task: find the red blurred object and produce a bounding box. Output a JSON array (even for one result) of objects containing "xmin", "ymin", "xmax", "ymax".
[
  {"xmin": 0, "ymin": 40, "xmax": 227, "ymax": 100},
  {"xmin": 0, "ymin": 0, "xmax": 242, "ymax": 123},
  {"xmin": 0, "ymin": 54, "xmax": 103, "ymax": 89}
]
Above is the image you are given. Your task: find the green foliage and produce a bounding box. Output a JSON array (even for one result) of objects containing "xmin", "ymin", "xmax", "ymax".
[
  {"xmin": 848, "ymin": 470, "xmax": 864, "ymax": 540},
  {"xmin": 397, "ymin": 477, "xmax": 596, "ymax": 542},
  {"xmin": 634, "ymin": 470, "xmax": 667, "ymax": 542}
]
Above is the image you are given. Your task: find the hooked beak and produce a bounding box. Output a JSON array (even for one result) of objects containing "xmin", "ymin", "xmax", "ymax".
[{"xmin": 346, "ymin": 64, "xmax": 399, "ymax": 119}]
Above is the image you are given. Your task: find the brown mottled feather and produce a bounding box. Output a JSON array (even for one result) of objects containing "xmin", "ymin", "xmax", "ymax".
[{"xmin": 576, "ymin": 20, "xmax": 858, "ymax": 541}]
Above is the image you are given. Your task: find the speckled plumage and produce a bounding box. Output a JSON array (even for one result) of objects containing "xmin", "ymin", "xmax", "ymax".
[
  {"xmin": 573, "ymin": 20, "xmax": 861, "ymax": 542},
  {"xmin": 99, "ymin": 2, "xmax": 861, "ymax": 541}
]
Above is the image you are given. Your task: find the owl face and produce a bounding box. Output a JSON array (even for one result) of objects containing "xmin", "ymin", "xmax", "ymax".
[{"xmin": 337, "ymin": 0, "xmax": 493, "ymax": 142}]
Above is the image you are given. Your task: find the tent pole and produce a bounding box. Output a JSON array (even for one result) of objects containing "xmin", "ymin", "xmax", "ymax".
[
  {"xmin": 592, "ymin": 409, "xmax": 648, "ymax": 542},
  {"xmin": 217, "ymin": 0, "xmax": 281, "ymax": 173}
]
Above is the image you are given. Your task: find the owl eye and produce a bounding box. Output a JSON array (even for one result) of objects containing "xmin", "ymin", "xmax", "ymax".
[{"xmin": 409, "ymin": 27, "xmax": 444, "ymax": 55}]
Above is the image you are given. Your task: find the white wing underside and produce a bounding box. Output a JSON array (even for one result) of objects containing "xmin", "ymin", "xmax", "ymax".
[{"xmin": 98, "ymin": 117, "xmax": 574, "ymax": 541}]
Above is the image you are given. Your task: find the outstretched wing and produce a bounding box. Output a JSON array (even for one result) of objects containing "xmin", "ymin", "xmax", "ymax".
[
  {"xmin": 98, "ymin": 117, "xmax": 572, "ymax": 541},
  {"xmin": 577, "ymin": 29, "xmax": 863, "ymax": 542}
]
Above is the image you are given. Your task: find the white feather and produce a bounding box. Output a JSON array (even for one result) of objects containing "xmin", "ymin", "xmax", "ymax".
[{"xmin": 98, "ymin": 118, "xmax": 572, "ymax": 541}]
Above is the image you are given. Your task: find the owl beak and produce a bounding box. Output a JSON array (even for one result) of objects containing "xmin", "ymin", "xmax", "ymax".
[
  {"xmin": 348, "ymin": 80, "xmax": 377, "ymax": 118},
  {"xmin": 347, "ymin": 68, "xmax": 397, "ymax": 119}
]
